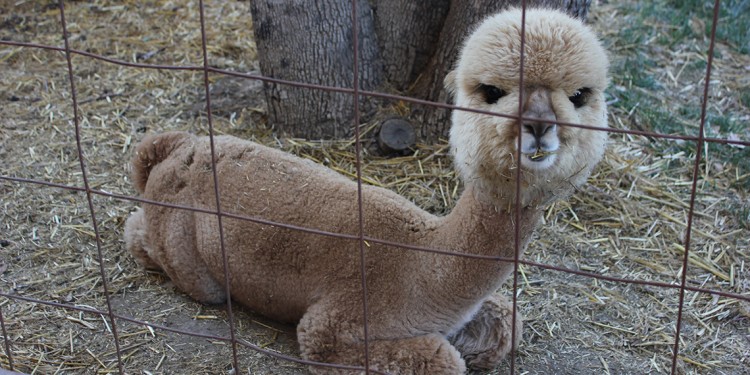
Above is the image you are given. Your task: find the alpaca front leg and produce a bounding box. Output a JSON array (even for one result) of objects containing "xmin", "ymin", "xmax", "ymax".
[
  {"xmin": 127, "ymin": 208, "xmax": 227, "ymax": 305},
  {"xmin": 124, "ymin": 208, "xmax": 161, "ymax": 271},
  {"xmin": 448, "ymin": 293, "xmax": 522, "ymax": 370},
  {"xmin": 298, "ymin": 303, "xmax": 466, "ymax": 374}
]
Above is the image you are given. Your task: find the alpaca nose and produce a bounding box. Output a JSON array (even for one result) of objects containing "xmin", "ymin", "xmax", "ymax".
[{"xmin": 523, "ymin": 122, "xmax": 555, "ymax": 139}]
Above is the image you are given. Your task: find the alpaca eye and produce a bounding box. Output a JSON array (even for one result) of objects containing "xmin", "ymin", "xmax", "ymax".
[
  {"xmin": 478, "ymin": 84, "xmax": 506, "ymax": 104},
  {"xmin": 569, "ymin": 88, "xmax": 591, "ymax": 108}
]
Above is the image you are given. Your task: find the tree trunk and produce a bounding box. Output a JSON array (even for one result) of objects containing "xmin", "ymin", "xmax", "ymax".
[
  {"xmin": 250, "ymin": 0, "xmax": 382, "ymax": 139},
  {"xmin": 369, "ymin": 0, "xmax": 451, "ymax": 91},
  {"xmin": 251, "ymin": 0, "xmax": 591, "ymax": 143}
]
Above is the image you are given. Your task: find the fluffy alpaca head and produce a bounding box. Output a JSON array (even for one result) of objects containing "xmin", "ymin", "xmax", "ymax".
[{"xmin": 447, "ymin": 8, "xmax": 609, "ymax": 207}]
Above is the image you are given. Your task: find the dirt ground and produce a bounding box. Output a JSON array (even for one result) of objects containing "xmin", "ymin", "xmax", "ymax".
[{"xmin": 1, "ymin": 1, "xmax": 749, "ymax": 374}]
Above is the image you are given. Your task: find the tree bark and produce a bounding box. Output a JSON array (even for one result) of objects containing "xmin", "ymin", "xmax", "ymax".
[
  {"xmin": 369, "ymin": 0, "xmax": 451, "ymax": 91},
  {"xmin": 251, "ymin": 0, "xmax": 592, "ymax": 142},
  {"xmin": 250, "ymin": 0, "xmax": 382, "ymax": 139}
]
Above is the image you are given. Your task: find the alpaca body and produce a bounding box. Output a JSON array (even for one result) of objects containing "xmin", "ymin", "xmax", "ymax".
[
  {"xmin": 127, "ymin": 132, "xmax": 540, "ymax": 332},
  {"xmin": 125, "ymin": 7, "xmax": 610, "ymax": 374}
]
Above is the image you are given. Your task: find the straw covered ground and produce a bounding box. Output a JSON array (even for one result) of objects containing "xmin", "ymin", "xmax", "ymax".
[{"xmin": 1, "ymin": 1, "xmax": 748, "ymax": 374}]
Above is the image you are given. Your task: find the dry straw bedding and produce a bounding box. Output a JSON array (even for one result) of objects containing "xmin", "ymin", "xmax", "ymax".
[{"xmin": 0, "ymin": 1, "xmax": 748, "ymax": 374}]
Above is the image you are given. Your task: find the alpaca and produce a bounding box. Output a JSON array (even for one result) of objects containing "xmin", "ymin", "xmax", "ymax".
[{"xmin": 124, "ymin": 7, "xmax": 609, "ymax": 374}]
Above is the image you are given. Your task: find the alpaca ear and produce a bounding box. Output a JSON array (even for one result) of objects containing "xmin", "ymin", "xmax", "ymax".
[{"xmin": 444, "ymin": 69, "xmax": 458, "ymax": 97}]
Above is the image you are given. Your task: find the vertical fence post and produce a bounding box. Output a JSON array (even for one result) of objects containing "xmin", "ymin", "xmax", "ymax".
[
  {"xmin": 58, "ymin": 0, "xmax": 125, "ymax": 373},
  {"xmin": 197, "ymin": 0, "xmax": 241, "ymax": 373},
  {"xmin": 670, "ymin": 0, "xmax": 723, "ymax": 373},
  {"xmin": 510, "ymin": 2, "xmax": 530, "ymax": 374},
  {"xmin": 0, "ymin": 305, "xmax": 13, "ymax": 371},
  {"xmin": 351, "ymin": 0, "xmax": 372, "ymax": 373}
]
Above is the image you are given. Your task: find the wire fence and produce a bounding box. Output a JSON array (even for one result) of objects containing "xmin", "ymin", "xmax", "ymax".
[{"xmin": 0, "ymin": 0, "xmax": 749, "ymax": 374}]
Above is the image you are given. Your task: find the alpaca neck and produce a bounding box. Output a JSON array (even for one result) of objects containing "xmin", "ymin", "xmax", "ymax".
[
  {"xmin": 427, "ymin": 184, "xmax": 543, "ymax": 300},
  {"xmin": 436, "ymin": 184, "xmax": 542, "ymax": 257}
]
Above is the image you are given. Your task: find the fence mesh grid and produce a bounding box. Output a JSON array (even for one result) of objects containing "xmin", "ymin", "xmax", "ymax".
[{"xmin": 1, "ymin": 0, "xmax": 749, "ymax": 374}]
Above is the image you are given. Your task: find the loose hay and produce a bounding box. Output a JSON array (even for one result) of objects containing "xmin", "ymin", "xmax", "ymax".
[{"xmin": 1, "ymin": 1, "xmax": 748, "ymax": 374}]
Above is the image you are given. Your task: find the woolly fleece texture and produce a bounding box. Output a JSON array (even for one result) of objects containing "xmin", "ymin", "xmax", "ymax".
[{"xmin": 124, "ymin": 8, "xmax": 609, "ymax": 374}]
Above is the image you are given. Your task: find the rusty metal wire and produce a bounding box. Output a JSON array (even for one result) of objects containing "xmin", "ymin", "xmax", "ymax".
[
  {"xmin": 0, "ymin": 306, "xmax": 11, "ymax": 371},
  {"xmin": 1, "ymin": 0, "xmax": 749, "ymax": 374},
  {"xmin": 58, "ymin": 1, "xmax": 125, "ymax": 374},
  {"xmin": 196, "ymin": 0, "xmax": 242, "ymax": 371},
  {"xmin": 669, "ymin": 0, "xmax": 724, "ymax": 373},
  {"xmin": 509, "ymin": 2, "xmax": 530, "ymax": 373},
  {"xmin": 2, "ymin": 37, "xmax": 748, "ymax": 148},
  {"xmin": 350, "ymin": 0, "xmax": 372, "ymax": 372}
]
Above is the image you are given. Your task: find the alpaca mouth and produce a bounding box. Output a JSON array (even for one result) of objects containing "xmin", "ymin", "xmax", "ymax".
[{"xmin": 526, "ymin": 149, "xmax": 555, "ymax": 162}]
